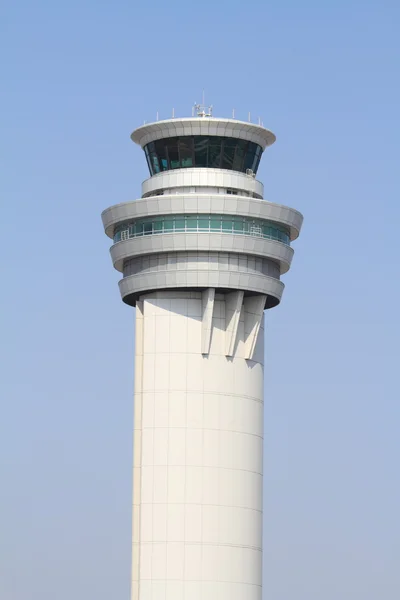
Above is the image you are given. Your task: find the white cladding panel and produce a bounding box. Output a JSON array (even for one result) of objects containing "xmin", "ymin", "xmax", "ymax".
[{"xmin": 132, "ymin": 292, "xmax": 264, "ymax": 600}]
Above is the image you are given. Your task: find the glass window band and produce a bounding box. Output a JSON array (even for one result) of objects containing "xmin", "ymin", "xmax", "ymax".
[
  {"xmin": 144, "ymin": 136, "xmax": 263, "ymax": 176},
  {"xmin": 113, "ymin": 214, "xmax": 290, "ymax": 245}
]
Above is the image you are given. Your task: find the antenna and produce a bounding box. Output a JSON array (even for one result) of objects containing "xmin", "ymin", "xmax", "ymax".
[
  {"xmin": 156, "ymin": 112, "xmax": 159, "ymax": 121},
  {"xmin": 232, "ymin": 109, "xmax": 235, "ymax": 119},
  {"xmin": 248, "ymin": 112, "xmax": 251, "ymax": 122},
  {"xmin": 193, "ymin": 101, "xmax": 213, "ymax": 118},
  {"xmin": 172, "ymin": 108, "xmax": 175, "ymax": 118}
]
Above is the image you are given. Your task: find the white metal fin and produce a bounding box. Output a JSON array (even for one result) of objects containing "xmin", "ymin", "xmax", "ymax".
[
  {"xmin": 244, "ymin": 295, "xmax": 266, "ymax": 360},
  {"xmin": 201, "ymin": 288, "xmax": 215, "ymax": 354},
  {"xmin": 225, "ymin": 291, "xmax": 244, "ymax": 357}
]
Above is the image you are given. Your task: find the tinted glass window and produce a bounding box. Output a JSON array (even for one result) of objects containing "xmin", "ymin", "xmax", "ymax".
[
  {"xmin": 198, "ymin": 215, "xmax": 209, "ymax": 228},
  {"xmin": 194, "ymin": 136, "xmax": 208, "ymax": 167},
  {"xmin": 208, "ymin": 137, "xmax": 222, "ymax": 168},
  {"xmin": 113, "ymin": 214, "xmax": 290, "ymax": 245},
  {"xmin": 186, "ymin": 215, "xmax": 197, "ymax": 229},
  {"xmin": 151, "ymin": 154, "xmax": 160, "ymax": 173},
  {"xmin": 144, "ymin": 136, "xmax": 263, "ymax": 175},
  {"xmin": 221, "ymin": 140, "xmax": 236, "ymax": 170},
  {"xmin": 210, "ymin": 216, "xmax": 221, "ymax": 230},
  {"xmin": 179, "ymin": 138, "xmax": 194, "ymax": 168},
  {"xmin": 174, "ymin": 217, "xmax": 185, "ymax": 230},
  {"xmin": 243, "ymin": 151, "xmax": 257, "ymax": 173},
  {"xmin": 222, "ymin": 218, "xmax": 233, "ymax": 232},
  {"xmin": 167, "ymin": 139, "xmax": 179, "ymax": 169}
]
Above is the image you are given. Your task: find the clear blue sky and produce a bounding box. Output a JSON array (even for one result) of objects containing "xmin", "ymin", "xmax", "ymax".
[{"xmin": 1, "ymin": 1, "xmax": 399, "ymax": 598}]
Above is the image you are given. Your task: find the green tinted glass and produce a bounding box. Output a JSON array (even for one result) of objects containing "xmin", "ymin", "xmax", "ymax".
[
  {"xmin": 174, "ymin": 217, "xmax": 185, "ymax": 230},
  {"xmin": 186, "ymin": 215, "xmax": 197, "ymax": 230},
  {"xmin": 210, "ymin": 216, "xmax": 221, "ymax": 230},
  {"xmin": 198, "ymin": 216, "xmax": 209, "ymax": 228},
  {"xmin": 234, "ymin": 219, "xmax": 244, "ymax": 232},
  {"xmin": 113, "ymin": 214, "xmax": 290, "ymax": 246},
  {"xmin": 222, "ymin": 218, "xmax": 233, "ymax": 231}
]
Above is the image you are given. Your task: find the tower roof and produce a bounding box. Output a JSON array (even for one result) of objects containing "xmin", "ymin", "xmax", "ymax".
[{"xmin": 131, "ymin": 118, "xmax": 276, "ymax": 150}]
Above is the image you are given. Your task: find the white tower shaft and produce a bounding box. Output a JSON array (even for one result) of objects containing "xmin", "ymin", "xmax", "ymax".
[{"xmin": 132, "ymin": 291, "xmax": 264, "ymax": 600}]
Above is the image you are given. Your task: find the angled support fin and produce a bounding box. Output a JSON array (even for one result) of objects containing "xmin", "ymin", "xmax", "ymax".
[
  {"xmin": 201, "ymin": 288, "xmax": 215, "ymax": 354},
  {"xmin": 244, "ymin": 295, "xmax": 266, "ymax": 360},
  {"xmin": 225, "ymin": 291, "xmax": 244, "ymax": 357}
]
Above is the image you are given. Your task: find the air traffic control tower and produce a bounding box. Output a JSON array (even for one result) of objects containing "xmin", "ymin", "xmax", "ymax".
[{"xmin": 102, "ymin": 105, "xmax": 303, "ymax": 600}]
